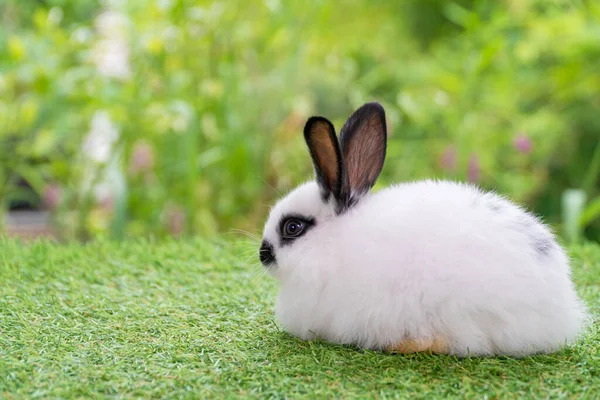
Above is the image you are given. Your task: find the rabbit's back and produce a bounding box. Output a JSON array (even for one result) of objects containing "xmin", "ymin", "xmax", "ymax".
[
  {"xmin": 319, "ymin": 179, "xmax": 589, "ymax": 355},
  {"xmin": 352, "ymin": 179, "xmax": 564, "ymax": 272}
]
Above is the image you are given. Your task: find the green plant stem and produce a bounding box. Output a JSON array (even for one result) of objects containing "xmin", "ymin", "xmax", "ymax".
[{"xmin": 582, "ymin": 139, "xmax": 600, "ymax": 196}]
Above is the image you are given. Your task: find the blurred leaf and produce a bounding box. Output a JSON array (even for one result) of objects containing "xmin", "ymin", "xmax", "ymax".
[
  {"xmin": 31, "ymin": 129, "xmax": 58, "ymax": 156},
  {"xmin": 443, "ymin": 2, "xmax": 478, "ymax": 29},
  {"xmin": 7, "ymin": 36, "xmax": 25, "ymax": 60},
  {"xmin": 562, "ymin": 189, "xmax": 587, "ymax": 243},
  {"xmin": 582, "ymin": 140, "xmax": 600, "ymax": 195},
  {"xmin": 14, "ymin": 164, "xmax": 46, "ymax": 195},
  {"xmin": 580, "ymin": 196, "xmax": 600, "ymax": 229}
]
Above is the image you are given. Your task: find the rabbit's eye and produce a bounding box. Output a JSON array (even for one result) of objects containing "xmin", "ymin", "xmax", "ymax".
[
  {"xmin": 279, "ymin": 215, "xmax": 315, "ymax": 244},
  {"xmin": 283, "ymin": 219, "xmax": 304, "ymax": 238}
]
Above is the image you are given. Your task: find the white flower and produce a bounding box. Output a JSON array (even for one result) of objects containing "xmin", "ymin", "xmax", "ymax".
[
  {"xmin": 170, "ymin": 100, "xmax": 194, "ymax": 133},
  {"xmin": 93, "ymin": 9, "xmax": 130, "ymax": 79},
  {"xmin": 79, "ymin": 111, "xmax": 126, "ymax": 208},
  {"xmin": 82, "ymin": 111, "xmax": 120, "ymax": 163}
]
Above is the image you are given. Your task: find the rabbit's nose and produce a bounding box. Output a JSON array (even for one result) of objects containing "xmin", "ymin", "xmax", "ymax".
[{"xmin": 259, "ymin": 240, "xmax": 276, "ymax": 266}]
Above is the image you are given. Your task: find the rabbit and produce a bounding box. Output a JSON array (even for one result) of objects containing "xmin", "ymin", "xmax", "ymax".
[{"xmin": 258, "ymin": 102, "xmax": 589, "ymax": 357}]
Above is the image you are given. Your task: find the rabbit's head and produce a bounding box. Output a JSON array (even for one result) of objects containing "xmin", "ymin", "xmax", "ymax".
[{"xmin": 259, "ymin": 102, "xmax": 387, "ymax": 275}]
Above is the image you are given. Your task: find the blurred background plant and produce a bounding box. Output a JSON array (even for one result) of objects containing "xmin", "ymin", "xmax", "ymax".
[{"xmin": 0, "ymin": 0, "xmax": 599, "ymax": 243}]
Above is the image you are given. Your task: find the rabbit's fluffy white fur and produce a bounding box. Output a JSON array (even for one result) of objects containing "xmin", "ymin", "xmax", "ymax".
[
  {"xmin": 259, "ymin": 102, "xmax": 588, "ymax": 357},
  {"xmin": 263, "ymin": 180, "xmax": 588, "ymax": 356}
]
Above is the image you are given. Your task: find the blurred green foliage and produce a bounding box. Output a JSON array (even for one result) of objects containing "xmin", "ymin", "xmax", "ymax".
[{"xmin": 0, "ymin": 0, "xmax": 599, "ymax": 242}]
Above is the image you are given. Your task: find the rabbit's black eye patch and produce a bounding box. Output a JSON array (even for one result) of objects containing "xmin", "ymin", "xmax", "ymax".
[{"xmin": 279, "ymin": 214, "xmax": 315, "ymax": 245}]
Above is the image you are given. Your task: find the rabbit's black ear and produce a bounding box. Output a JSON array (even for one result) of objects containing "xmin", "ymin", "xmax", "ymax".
[
  {"xmin": 304, "ymin": 117, "xmax": 345, "ymax": 201},
  {"xmin": 339, "ymin": 102, "xmax": 387, "ymax": 198}
]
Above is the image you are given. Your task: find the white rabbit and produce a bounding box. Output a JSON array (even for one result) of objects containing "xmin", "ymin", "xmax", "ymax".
[{"xmin": 259, "ymin": 102, "xmax": 589, "ymax": 357}]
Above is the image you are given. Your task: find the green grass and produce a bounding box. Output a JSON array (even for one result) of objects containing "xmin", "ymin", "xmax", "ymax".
[{"xmin": 1, "ymin": 238, "xmax": 599, "ymax": 399}]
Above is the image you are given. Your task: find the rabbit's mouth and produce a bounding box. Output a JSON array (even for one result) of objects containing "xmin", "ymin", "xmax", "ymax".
[{"xmin": 259, "ymin": 240, "xmax": 277, "ymax": 268}]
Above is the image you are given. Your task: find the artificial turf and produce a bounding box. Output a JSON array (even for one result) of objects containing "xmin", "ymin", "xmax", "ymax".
[{"xmin": 0, "ymin": 238, "xmax": 599, "ymax": 399}]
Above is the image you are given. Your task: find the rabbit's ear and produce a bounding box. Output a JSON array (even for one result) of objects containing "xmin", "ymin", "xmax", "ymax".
[
  {"xmin": 339, "ymin": 102, "xmax": 387, "ymax": 198},
  {"xmin": 304, "ymin": 117, "xmax": 345, "ymax": 201}
]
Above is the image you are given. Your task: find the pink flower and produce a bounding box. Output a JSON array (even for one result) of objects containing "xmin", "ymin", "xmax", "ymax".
[
  {"xmin": 100, "ymin": 194, "xmax": 114, "ymax": 212},
  {"xmin": 42, "ymin": 183, "xmax": 61, "ymax": 210},
  {"xmin": 165, "ymin": 205, "xmax": 185, "ymax": 236},
  {"xmin": 440, "ymin": 145, "xmax": 457, "ymax": 171},
  {"xmin": 94, "ymin": 183, "xmax": 115, "ymax": 212},
  {"xmin": 513, "ymin": 133, "xmax": 533, "ymax": 154},
  {"xmin": 129, "ymin": 141, "xmax": 155, "ymax": 174},
  {"xmin": 468, "ymin": 154, "xmax": 480, "ymax": 183}
]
